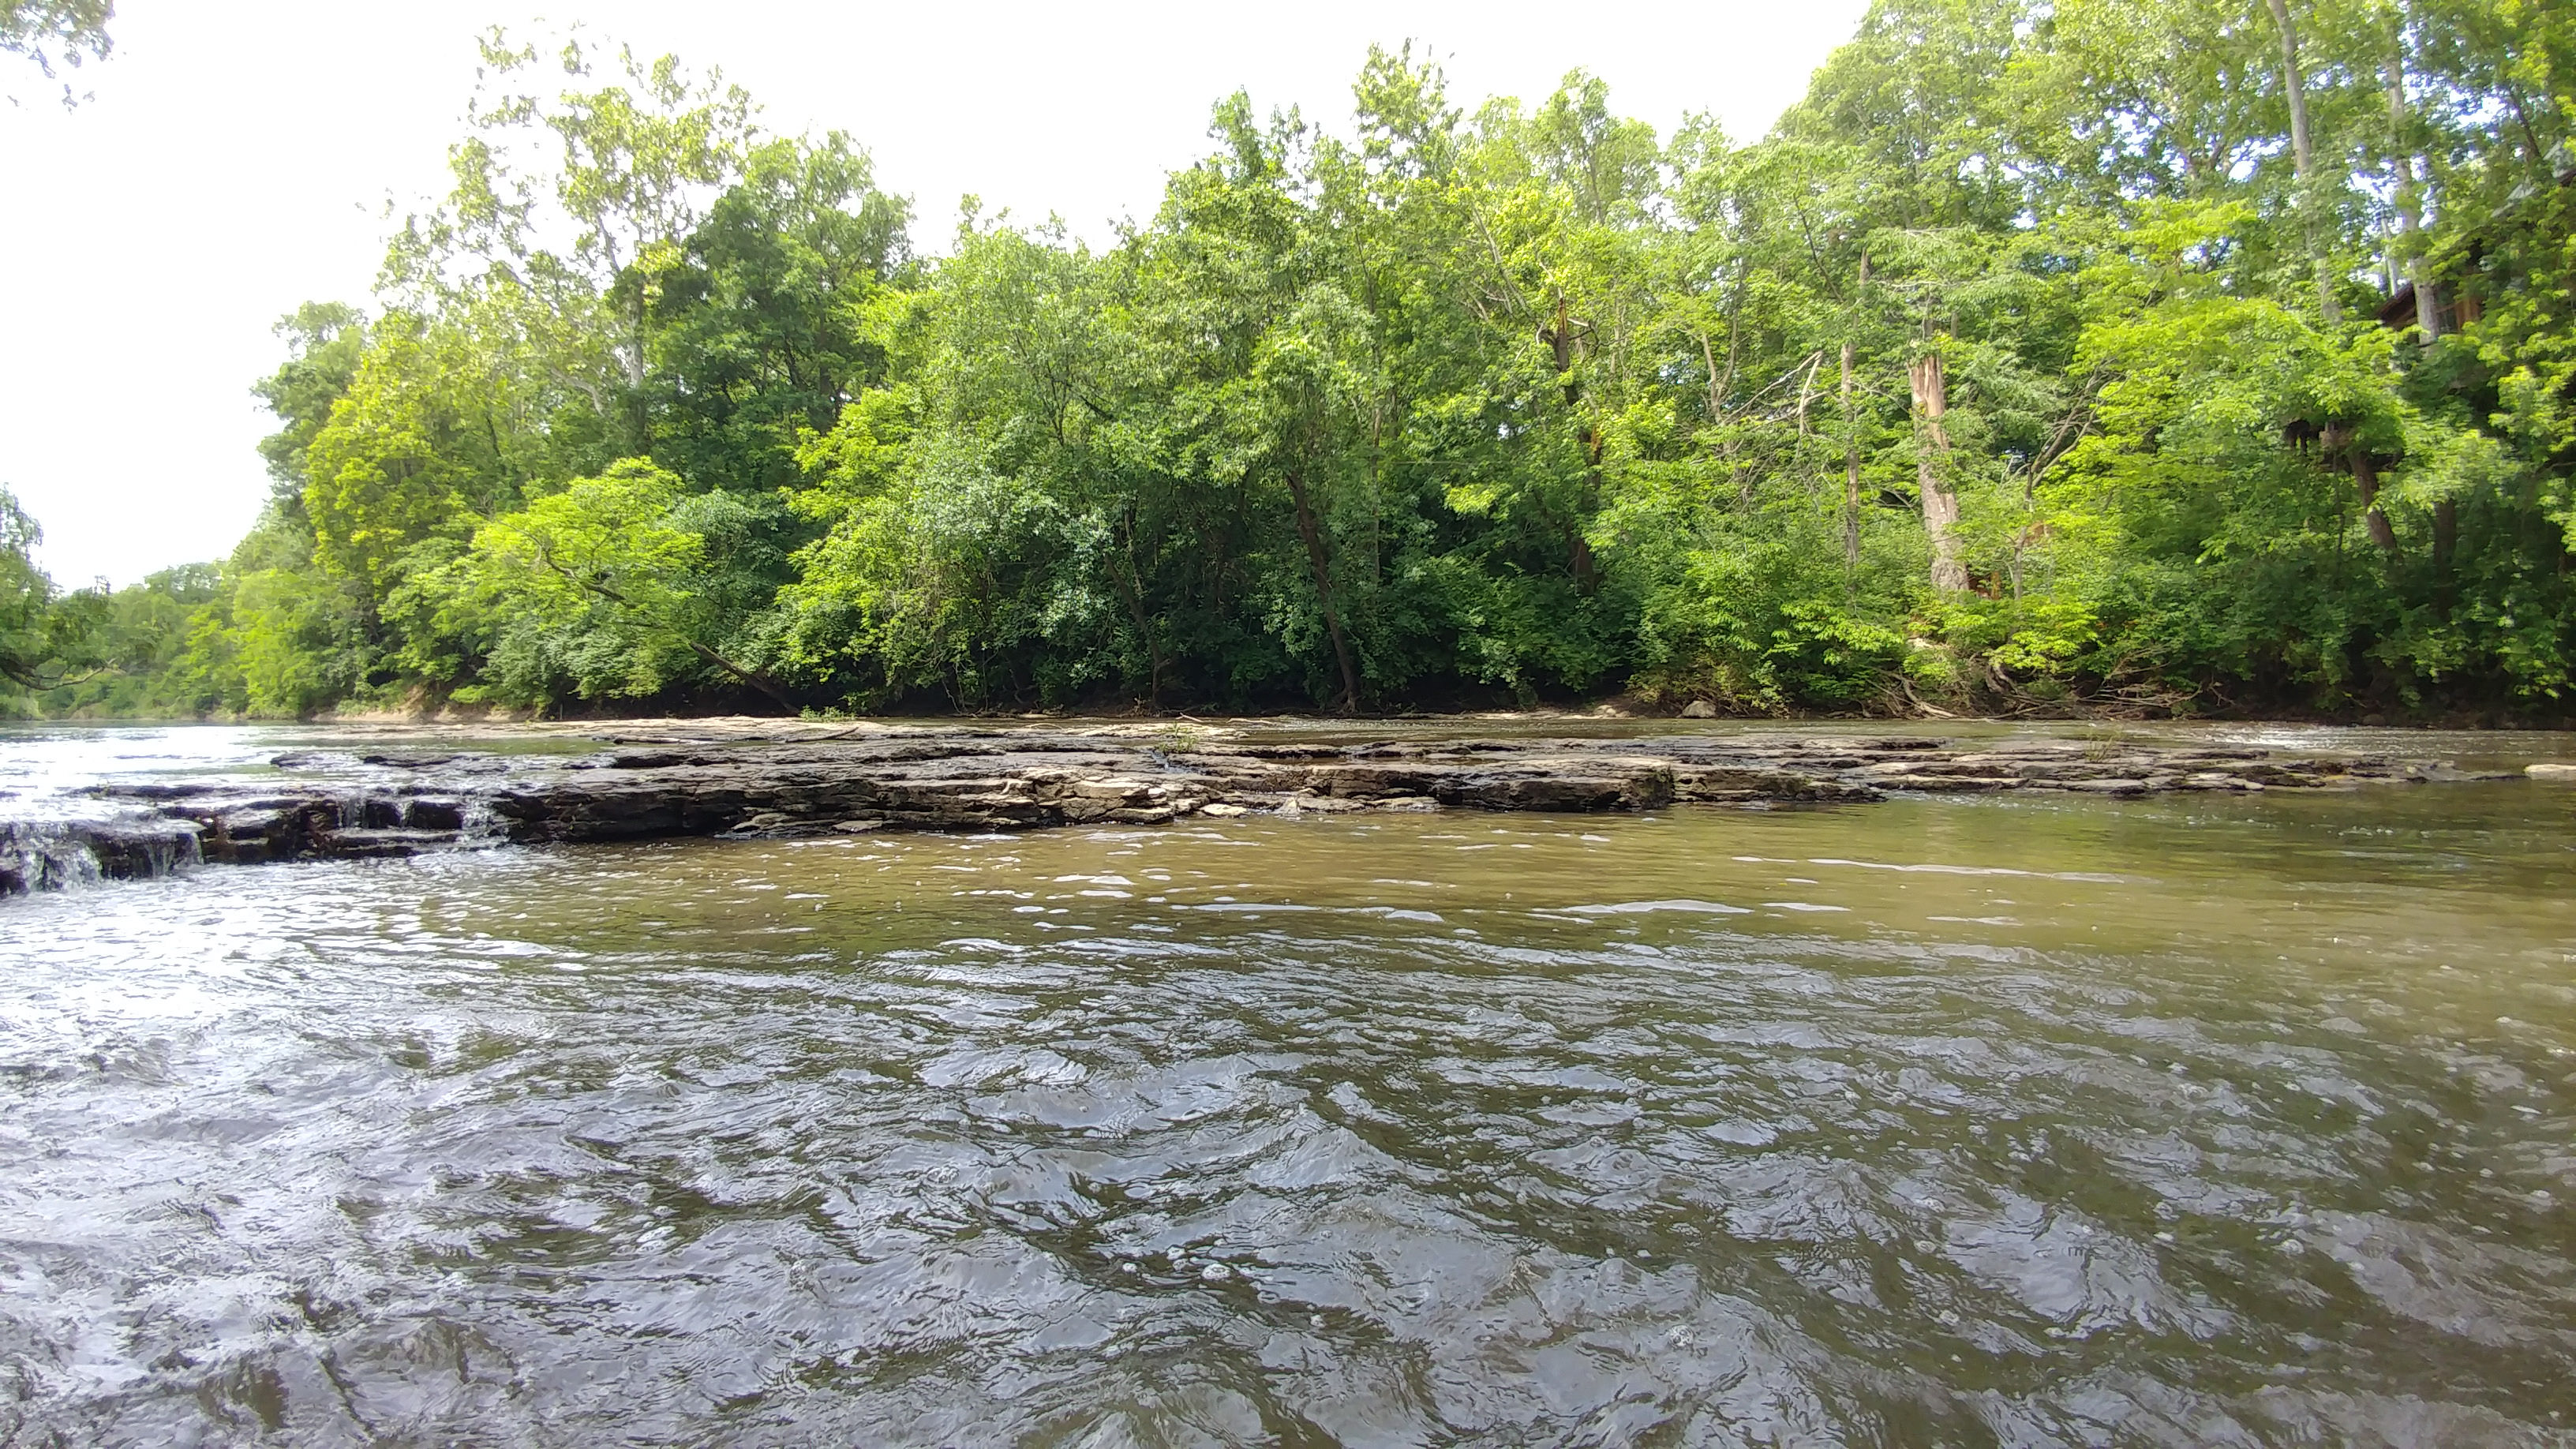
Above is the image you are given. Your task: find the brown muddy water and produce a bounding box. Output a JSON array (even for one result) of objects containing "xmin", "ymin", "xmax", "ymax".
[{"xmin": 2, "ymin": 724, "xmax": 2574, "ymax": 1445}]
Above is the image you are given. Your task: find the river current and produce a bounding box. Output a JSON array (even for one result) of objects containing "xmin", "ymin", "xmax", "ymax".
[{"xmin": 2, "ymin": 724, "xmax": 2572, "ymax": 1446}]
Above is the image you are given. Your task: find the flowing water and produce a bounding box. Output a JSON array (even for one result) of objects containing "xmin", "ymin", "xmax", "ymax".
[{"xmin": 2, "ymin": 724, "xmax": 2574, "ymax": 1446}]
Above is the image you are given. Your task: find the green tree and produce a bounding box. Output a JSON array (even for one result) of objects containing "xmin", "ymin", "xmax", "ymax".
[
  {"xmin": 0, "ymin": 485, "xmax": 104, "ymax": 695},
  {"xmin": 4, "ymin": 0, "xmax": 108, "ymax": 108},
  {"xmin": 54, "ymin": 9, "xmax": 2576, "ymax": 723}
]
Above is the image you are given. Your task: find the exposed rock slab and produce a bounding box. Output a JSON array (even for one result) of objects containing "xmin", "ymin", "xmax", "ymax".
[{"xmin": 18, "ymin": 724, "xmax": 2482, "ymax": 891}]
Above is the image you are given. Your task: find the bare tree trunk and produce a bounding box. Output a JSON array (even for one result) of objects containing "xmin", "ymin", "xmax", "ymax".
[
  {"xmin": 681, "ymin": 639, "xmax": 802, "ymax": 713},
  {"xmin": 1285, "ymin": 470, "xmax": 1362, "ymax": 714},
  {"xmin": 2325, "ymin": 421, "xmax": 2401, "ymax": 555},
  {"xmin": 1841, "ymin": 339, "xmax": 1861, "ymax": 567},
  {"xmin": 2384, "ymin": 33, "xmax": 2440, "ymax": 339},
  {"xmin": 1907, "ymin": 353, "xmax": 1968, "ymax": 592},
  {"xmin": 2266, "ymin": 0, "xmax": 2342, "ymax": 321},
  {"xmin": 1544, "ymin": 294, "xmax": 1581, "ymax": 405},
  {"xmin": 1842, "ymin": 254, "xmax": 1870, "ymax": 571}
]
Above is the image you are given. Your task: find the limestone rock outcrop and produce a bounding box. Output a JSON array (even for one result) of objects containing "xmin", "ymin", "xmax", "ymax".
[{"xmin": 13, "ymin": 724, "xmax": 2468, "ymax": 889}]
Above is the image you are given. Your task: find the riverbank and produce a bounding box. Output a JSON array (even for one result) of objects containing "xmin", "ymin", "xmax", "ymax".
[{"xmin": 25, "ymin": 685, "xmax": 2576, "ymax": 733}]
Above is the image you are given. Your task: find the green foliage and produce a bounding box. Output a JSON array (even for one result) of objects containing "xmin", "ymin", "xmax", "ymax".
[
  {"xmin": 39, "ymin": 7, "xmax": 2576, "ymax": 719},
  {"xmin": 3, "ymin": 0, "xmax": 110, "ymax": 108},
  {"xmin": 0, "ymin": 485, "xmax": 107, "ymax": 704},
  {"xmin": 34, "ymin": 564, "xmax": 215, "ymax": 715}
]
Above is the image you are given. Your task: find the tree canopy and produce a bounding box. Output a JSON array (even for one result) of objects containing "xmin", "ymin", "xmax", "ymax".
[
  {"xmin": 15, "ymin": 2, "xmax": 2576, "ymax": 720},
  {"xmin": 4, "ymin": 0, "xmax": 110, "ymax": 107}
]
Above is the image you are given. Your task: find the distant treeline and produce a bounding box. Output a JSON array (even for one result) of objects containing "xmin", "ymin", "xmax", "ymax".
[{"xmin": 9, "ymin": 0, "xmax": 2575, "ymax": 719}]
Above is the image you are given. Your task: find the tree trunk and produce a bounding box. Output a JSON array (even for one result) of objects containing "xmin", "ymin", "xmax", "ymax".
[
  {"xmin": 2267, "ymin": 0, "xmax": 2315, "ymax": 189},
  {"xmin": 1907, "ymin": 353, "xmax": 1968, "ymax": 593},
  {"xmin": 1711, "ymin": 259, "xmax": 1747, "ymax": 417},
  {"xmin": 1285, "ymin": 470, "xmax": 1363, "ymax": 714},
  {"xmin": 1841, "ymin": 339, "xmax": 1861, "ymax": 567},
  {"xmin": 1544, "ymin": 294, "xmax": 1581, "ymax": 406},
  {"xmin": 2324, "ymin": 421, "xmax": 2400, "ymax": 555},
  {"xmin": 619, "ymin": 281, "xmax": 654, "ymax": 452},
  {"xmin": 2269, "ymin": 0, "xmax": 2340, "ymax": 323},
  {"xmin": 1843, "ymin": 254, "xmax": 1870, "ymax": 571},
  {"xmin": 682, "ymin": 639, "xmax": 802, "ymax": 713},
  {"xmin": 1112, "ymin": 510, "xmax": 1165, "ymax": 710},
  {"xmin": 2383, "ymin": 36, "xmax": 2440, "ymax": 339},
  {"xmin": 2265, "ymin": 0, "xmax": 2342, "ymax": 322}
]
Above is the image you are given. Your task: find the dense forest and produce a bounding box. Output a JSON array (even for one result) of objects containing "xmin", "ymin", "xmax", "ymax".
[{"xmin": 6, "ymin": 0, "xmax": 2574, "ymax": 719}]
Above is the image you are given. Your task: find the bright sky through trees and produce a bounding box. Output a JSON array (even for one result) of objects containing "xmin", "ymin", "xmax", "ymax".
[{"xmin": 0, "ymin": 0, "xmax": 1868, "ymax": 586}]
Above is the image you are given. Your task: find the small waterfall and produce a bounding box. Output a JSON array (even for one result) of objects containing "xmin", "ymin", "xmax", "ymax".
[
  {"xmin": 0, "ymin": 818, "xmax": 204, "ymax": 895},
  {"xmin": 339, "ymin": 792, "xmax": 405, "ymax": 830},
  {"xmin": 455, "ymin": 797, "xmax": 509, "ymax": 844},
  {"xmin": 0, "ymin": 822, "xmax": 103, "ymax": 894},
  {"xmin": 140, "ymin": 826, "xmax": 204, "ymax": 878}
]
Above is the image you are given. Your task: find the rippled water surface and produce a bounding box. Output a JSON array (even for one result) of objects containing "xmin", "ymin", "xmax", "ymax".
[{"xmin": 4, "ymin": 725, "xmax": 2574, "ymax": 1445}]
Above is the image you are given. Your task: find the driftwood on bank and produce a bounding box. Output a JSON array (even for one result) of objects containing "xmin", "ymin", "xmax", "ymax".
[{"xmin": 6, "ymin": 724, "xmax": 2486, "ymax": 890}]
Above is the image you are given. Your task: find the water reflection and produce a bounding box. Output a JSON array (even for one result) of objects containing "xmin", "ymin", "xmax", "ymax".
[{"xmin": 0, "ymin": 737, "xmax": 2571, "ymax": 1443}]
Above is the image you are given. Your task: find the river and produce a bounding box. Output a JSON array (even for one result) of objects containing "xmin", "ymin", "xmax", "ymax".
[{"xmin": 2, "ymin": 723, "xmax": 2572, "ymax": 1445}]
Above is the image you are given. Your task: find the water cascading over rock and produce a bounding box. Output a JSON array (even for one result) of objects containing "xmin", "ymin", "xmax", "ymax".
[{"xmin": 0, "ymin": 818, "xmax": 202, "ymax": 894}]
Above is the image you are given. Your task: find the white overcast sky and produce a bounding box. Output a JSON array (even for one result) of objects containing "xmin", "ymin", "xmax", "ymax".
[{"xmin": 0, "ymin": 0, "xmax": 1869, "ymax": 586}]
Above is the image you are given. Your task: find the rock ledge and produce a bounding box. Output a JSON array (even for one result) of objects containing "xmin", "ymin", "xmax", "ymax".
[{"xmin": 10, "ymin": 724, "xmax": 2484, "ymax": 890}]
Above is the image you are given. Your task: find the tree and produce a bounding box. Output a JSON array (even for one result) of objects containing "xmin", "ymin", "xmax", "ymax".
[
  {"xmin": 49, "ymin": 9, "xmax": 2576, "ymax": 723},
  {"xmin": 388, "ymin": 29, "xmax": 760, "ymax": 451},
  {"xmin": 0, "ymin": 485, "xmax": 104, "ymax": 692},
  {"xmin": 3, "ymin": 0, "xmax": 109, "ymax": 108},
  {"xmin": 438, "ymin": 458, "xmax": 795, "ymax": 710}
]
